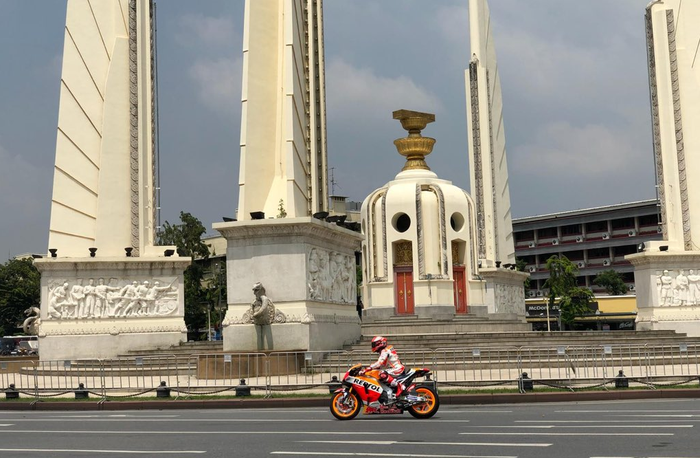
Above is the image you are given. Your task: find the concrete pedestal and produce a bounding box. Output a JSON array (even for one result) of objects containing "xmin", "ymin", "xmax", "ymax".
[
  {"xmin": 627, "ymin": 248, "xmax": 700, "ymax": 336},
  {"xmin": 477, "ymin": 267, "xmax": 530, "ymax": 318},
  {"xmin": 34, "ymin": 257, "xmax": 190, "ymax": 360},
  {"xmin": 214, "ymin": 217, "xmax": 363, "ymax": 352}
]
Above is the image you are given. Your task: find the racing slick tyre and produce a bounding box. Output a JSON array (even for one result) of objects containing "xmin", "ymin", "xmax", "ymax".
[
  {"xmin": 407, "ymin": 386, "xmax": 440, "ymax": 419},
  {"xmin": 330, "ymin": 391, "xmax": 361, "ymax": 420}
]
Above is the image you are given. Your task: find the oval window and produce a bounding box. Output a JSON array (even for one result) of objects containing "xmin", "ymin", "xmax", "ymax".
[
  {"xmin": 450, "ymin": 212, "xmax": 465, "ymax": 232},
  {"xmin": 392, "ymin": 213, "xmax": 411, "ymax": 233}
]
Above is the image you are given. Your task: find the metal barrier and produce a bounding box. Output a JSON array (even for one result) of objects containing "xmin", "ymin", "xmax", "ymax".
[{"xmin": 3, "ymin": 343, "xmax": 700, "ymax": 400}]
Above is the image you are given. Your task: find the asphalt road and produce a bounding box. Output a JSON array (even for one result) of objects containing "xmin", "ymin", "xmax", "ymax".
[{"xmin": 1, "ymin": 399, "xmax": 700, "ymax": 457}]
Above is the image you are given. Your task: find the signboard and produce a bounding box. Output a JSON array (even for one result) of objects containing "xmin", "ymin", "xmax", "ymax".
[{"xmin": 525, "ymin": 303, "xmax": 560, "ymax": 317}]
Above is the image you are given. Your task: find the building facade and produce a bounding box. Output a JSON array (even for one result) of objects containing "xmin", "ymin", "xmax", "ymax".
[{"xmin": 513, "ymin": 199, "xmax": 663, "ymax": 297}]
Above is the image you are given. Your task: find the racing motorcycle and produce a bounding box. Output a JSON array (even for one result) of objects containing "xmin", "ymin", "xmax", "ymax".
[{"xmin": 330, "ymin": 363, "xmax": 439, "ymax": 420}]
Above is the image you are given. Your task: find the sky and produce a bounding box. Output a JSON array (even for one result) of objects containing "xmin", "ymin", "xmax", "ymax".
[{"xmin": 0, "ymin": 0, "xmax": 657, "ymax": 261}]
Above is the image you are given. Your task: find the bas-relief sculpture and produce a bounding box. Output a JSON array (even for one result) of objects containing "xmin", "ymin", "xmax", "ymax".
[
  {"xmin": 494, "ymin": 284, "xmax": 526, "ymax": 315},
  {"xmin": 45, "ymin": 277, "xmax": 178, "ymax": 320},
  {"xmin": 656, "ymin": 269, "xmax": 700, "ymax": 306},
  {"xmin": 308, "ymin": 247, "xmax": 356, "ymax": 303}
]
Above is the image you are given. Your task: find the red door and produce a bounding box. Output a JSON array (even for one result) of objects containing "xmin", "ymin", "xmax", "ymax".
[
  {"xmin": 453, "ymin": 266, "xmax": 468, "ymax": 314},
  {"xmin": 394, "ymin": 267, "xmax": 414, "ymax": 315}
]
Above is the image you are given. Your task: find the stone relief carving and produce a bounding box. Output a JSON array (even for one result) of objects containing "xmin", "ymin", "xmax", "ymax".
[
  {"xmin": 45, "ymin": 277, "xmax": 178, "ymax": 320},
  {"xmin": 494, "ymin": 283, "xmax": 526, "ymax": 315},
  {"xmin": 225, "ymin": 312, "xmax": 359, "ymax": 326},
  {"xmin": 307, "ymin": 248, "xmax": 356, "ymax": 303},
  {"xmin": 656, "ymin": 269, "xmax": 700, "ymax": 306}
]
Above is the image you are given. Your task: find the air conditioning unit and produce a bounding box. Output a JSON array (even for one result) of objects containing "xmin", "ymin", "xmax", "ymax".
[
  {"xmin": 528, "ymin": 291, "xmax": 536, "ymax": 298},
  {"xmin": 628, "ymin": 230, "xmax": 636, "ymax": 237},
  {"xmin": 603, "ymin": 259, "xmax": 611, "ymax": 267},
  {"xmin": 536, "ymin": 290, "xmax": 544, "ymax": 297},
  {"xmin": 575, "ymin": 236, "xmax": 584, "ymax": 243},
  {"xmin": 552, "ymin": 238, "xmax": 559, "ymax": 245},
  {"xmin": 528, "ymin": 241, "xmax": 536, "ymax": 248},
  {"xmin": 528, "ymin": 266, "xmax": 536, "ymax": 273},
  {"xmin": 602, "ymin": 233, "xmax": 610, "ymax": 240},
  {"xmin": 577, "ymin": 261, "xmax": 585, "ymax": 268}
]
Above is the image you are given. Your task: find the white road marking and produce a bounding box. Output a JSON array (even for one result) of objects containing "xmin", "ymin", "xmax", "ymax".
[
  {"xmin": 0, "ymin": 449, "xmax": 204, "ymax": 455},
  {"xmin": 460, "ymin": 432, "xmax": 674, "ymax": 437},
  {"xmin": 299, "ymin": 440, "xmax": 551, "ymax": 447},
  {"xmin": 0, "ymin": 424, "xmax": 13, "ymax": 427},
  {"xmin": 437, "ymin": 411, "xmax": 512, "ymax": 414},
  {"xmin": 517, "ymin": 420, "xmax": 700, "ymax": 423},
  {"xmin": 612, "ymin": 415, "xmax": 697, "ymax": 418},
  {"xmin": 557, "ymin": 410, "xmax": 700, "ymax": 413},
  {"xmin": 50, "ymin": 415, "xmax": 181, "ymax": 418},
  {"xmin": 0, "ymin": 430, "xmax": 402, "ymax": 435},
  {"xmin": 0, "ymin": 417, "xmax": 470, "ymax": 424},
  {"xmin": 467, "ymin": 425, "xmax": 692, "ymax": 429},
  {"xmin": 0, "ymin": 418, "xmax": 332, "ymax": 423},
  {"xmin": 272, "ymin": 452, "xmax": 517, "ymax": 458}
]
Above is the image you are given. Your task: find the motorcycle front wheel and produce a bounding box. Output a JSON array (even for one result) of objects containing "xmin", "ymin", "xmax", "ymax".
[
  {"xmin": 330, "ymin": 391, "xmax": 361, "ymax": 420},
  {"xmin": 407, "ymin": 386, "xmax": 440, "ymax": 419}
]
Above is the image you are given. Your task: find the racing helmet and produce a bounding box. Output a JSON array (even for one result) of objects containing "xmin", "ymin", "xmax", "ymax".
[{"xmin": 371, "ymin": 336, "xmax": 387, "ymax": 353}]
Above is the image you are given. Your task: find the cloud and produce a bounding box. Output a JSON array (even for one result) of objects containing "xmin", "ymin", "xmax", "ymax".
[
  {"xmin": 511, "ymin": 121, "xmax": 646, "ymax": 177},
  {"xmin": 0, "ymin": 141, "xmax": 48, "ymax": 215},
  {"xmin": 434, "ymin": 4, "xmax": 469, "ymax": 46},
  {"xmin": 178, "ymin": 13, "xmax": 236, "ymax": 48},
  {"xmin": 326, "ymin": 58, "xmax": 442, "ymax": 121},
  {"xmin": 188, "ymin": 57, "xmax": 242, "ymax": 114}
]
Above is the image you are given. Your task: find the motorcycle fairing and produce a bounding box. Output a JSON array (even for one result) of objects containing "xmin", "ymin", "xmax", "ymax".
[{"xmin": 345, "ymin": 375, "xmax": 384, "ymax": 403}]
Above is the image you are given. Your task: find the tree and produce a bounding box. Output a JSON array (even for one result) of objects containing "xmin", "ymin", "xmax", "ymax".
[
  {"xmin": 558, "ymin": 287, "xmax": 594, "ymax": 326},
  {"xmin": 515, "ymin": 257, "xmax": 531, "ymax": 293},
  {"xmin": 544, "ymin": 255, "xmax": 592, "ymax": 329},
  {"xmin": 0, "ymin": 258, "xmax": 40, "ymax": 336},
  {"xmin": 593, "ymin": 270, "xmax": 628, "ymax": 295},
  {"xmin": 157, "ymin": 212, "xmax": 210, "ymax": 339}
]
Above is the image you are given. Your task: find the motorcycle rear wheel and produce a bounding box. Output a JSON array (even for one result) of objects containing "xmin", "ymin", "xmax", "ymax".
[
  {"xmin": 407, "ymin": 386, "xmax": 439, "ymax": 419},
  {"xmin": 330, "ymin": 391, "xmax": 361, "ymax": 420}
]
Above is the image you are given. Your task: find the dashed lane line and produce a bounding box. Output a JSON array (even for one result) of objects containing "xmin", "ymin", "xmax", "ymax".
[
  {"xmin": 298, "ymin": 440, "xmax": 551, "ymax": 447},
  {"xmin": 271, "ymin": 452, "xmax": 517, "ymax": 458},
  {"xmin": 460, "ymin": 432, "xmax": 674, "ymax": 437},
  {"xmin": 0, "ymin": 449, "xmax": 204, "ymax": 455}
]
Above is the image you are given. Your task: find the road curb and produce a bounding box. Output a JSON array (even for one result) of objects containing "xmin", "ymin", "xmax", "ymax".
[{"xmin": 2, "ymin": 389, "xmax": 700, "ymax": 411}]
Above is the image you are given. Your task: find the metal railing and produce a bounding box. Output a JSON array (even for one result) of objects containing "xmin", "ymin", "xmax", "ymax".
[{"xmin": 2, "ymin": 343, "xmax": 700, "ymax": 400}]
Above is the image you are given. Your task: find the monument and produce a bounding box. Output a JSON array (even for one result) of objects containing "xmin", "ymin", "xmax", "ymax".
[
  {"xmin": 215, "ymin": 0, "xmax": 363, "ymax": 352},
  {"xmin": 627, "ymin": 1, "xmax": 700, "ymax": 335},
  {"xmin": 360, "ymin": 110, "xmax": 528, "ymax": 322},
  {"xmin": 361, "ymin": 0, "xmax": 527, "ymax": 322},
  {"xmin": 466, "ymin": 0, "xmax": 516, "ymax": 268},
  {"xmin": 34, "ymin": 0, "xmax": 189, "ymax": 360}
]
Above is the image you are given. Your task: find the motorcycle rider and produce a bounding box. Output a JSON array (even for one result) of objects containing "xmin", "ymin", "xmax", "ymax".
[{"xmin": 364, "ymin": 336, "xmax": 406, "ymax": 397}]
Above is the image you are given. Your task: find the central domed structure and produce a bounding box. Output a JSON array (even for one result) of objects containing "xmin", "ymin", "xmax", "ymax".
[{"xmin": 360, "ymin": 110, "xmax": 527, "ymax": 321}]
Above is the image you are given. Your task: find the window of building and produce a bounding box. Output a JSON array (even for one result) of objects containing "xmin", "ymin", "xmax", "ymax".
[
  {"xmin": 613, "ymin": 245, "xmax": 637, "ymax": 257},
  {"xmin": 561, "ymin": 224, "xmax": 582, "ymax": 235},
  {"xmin": 611, "ymin": 218, "xmax": 635, "ymax": 230},
  {"xmin": 585, "ymin": 221, "xmax": 607, "ymax": 232},
  {"xmin": 537, "ymin": 227, "xmax": 557, "ymax": 238},
  {"xmin": 566, "ymin": 250, "xmax": 584, "ymax": 261},
  {"xmin": 515, "ymin": 230, "xmax": 534, "ymax": 242},
  {"xmin": 588, "ymin": 247, "xmax": 609, "ymax": 259},
  {"xmin": 638, "ymin": 214, "xmax": 659, "ymax": 226}
]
